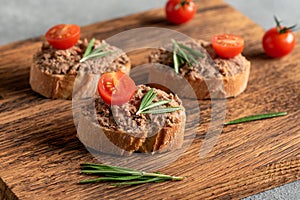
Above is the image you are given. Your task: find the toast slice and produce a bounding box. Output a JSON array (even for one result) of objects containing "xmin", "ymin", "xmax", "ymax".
[
  {"xmin": 30, "ymin": 39, "xmax": 131, "ymax": 99},
  {"xmin": 149, "ymin": 39, "xmax": 251, "ymax": 99},
  {"xmin": 77, "ymin": 85, "xmax": 186, "ymax": 156}
]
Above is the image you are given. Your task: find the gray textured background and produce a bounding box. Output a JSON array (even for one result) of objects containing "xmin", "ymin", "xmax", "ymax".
[
  {"xmin": 1, "ymin": 0, "xmax": 300, "ymax": 45},
  {"xmin": 0, "ymin": 0, "xmax": 299, "ymax": 199}
]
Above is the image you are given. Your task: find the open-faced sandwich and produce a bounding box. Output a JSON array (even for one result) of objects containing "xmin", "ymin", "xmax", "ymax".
[
  {"xmin": 149, "ymin": 34, "xmax": 251, "ymax": 99},
  {"xmin": 77, "ymin": 71, "xmax": 186, "ymax": 156},
  {"xmin": 30, "ymin": 24, "xmax": 131, "ymax": 99}
]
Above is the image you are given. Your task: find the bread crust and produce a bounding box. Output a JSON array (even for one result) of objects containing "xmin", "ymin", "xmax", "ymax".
[
  {"xmin": 30, "ymin": 62, "xmax": 75, "ymax": 99},
  {"xmin": 77, "ymin": 106, "xmax": 186, "ymax": 156},
  {"xmin": 29, "ymin": 60, "xmax": 131, "ymax": 100},
  {"xmin": 188, "ymin": 59, "xmax": 251, "ymax": 99},
  {"xmin": 195, "ymin": 39, "xmax": 251, "ymax": 99}
]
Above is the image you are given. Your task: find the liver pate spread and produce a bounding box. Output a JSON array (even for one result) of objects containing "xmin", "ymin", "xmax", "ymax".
[
  {"xmin": 83, "ymin": 85, "xmax": 183, "ymax": 135},
  {"xmin": 149, "ymin": 40, "xmax": 249, "ymax": 79},
  {"xmin": 33, "ymin": 39, "xmax": 130, "ymax": 75}
]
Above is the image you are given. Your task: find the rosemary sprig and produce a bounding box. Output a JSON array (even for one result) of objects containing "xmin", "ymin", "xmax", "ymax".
[
  {"xmin": 171, "ymin": 39, "xmax": 205, "ymax": 73},
  {"xmin": 79, "ymin": 163, "xmax": 183, "ymax": 186},
  {"xmin": 224, "ymin": 112, "xmax": 287, "ymax": 125},
  {"xmin": 136, "ymin": 88, "xmax": 182, "ymax": 115},
  {"xmin": 80, "ymin": 38, "xmax": 111, "ymax": 63}
]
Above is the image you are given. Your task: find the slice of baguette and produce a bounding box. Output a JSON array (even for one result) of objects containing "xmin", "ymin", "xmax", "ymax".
[
  {"xmin": 30, "ymin": 61, "xmax": 130, "ymax": 100},
  {"xmin": 77, "ymin": 85, "xmax": 186, "ymax": 156},
  {"xmin": 149, "ymin": 39, "xmax": 251, "ymax": 99},
  {"xmin": 185, "ymin": 60, "xmax": 251, "ymax": 99},
  {"xmin": 77, "ymin": 111, "xmax": 186, "ymax": 156},
  {"xmin": 197, "ymin": 40, "xmax": 251, "ymax": 99},
  {"xmin": 30, "ymin": 63, "xmax": 76, "ymax": 99},
  {"xmin": 29, "ymin": 40, "xmax": 131, "ymax": 100}
]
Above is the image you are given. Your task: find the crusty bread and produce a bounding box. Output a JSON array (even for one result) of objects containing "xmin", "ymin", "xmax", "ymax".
[
  {"xmin": 76, "ymin": 85, "xmax": 186, "ymax": 156},
  {"xmin": 29, "ymin": 61, "xmax": 130, "ymax": 100},
  {"xmin": 30, "ymin": 62, "xmax": 76, "ymax": 99},
  {"xmin": 194, "ymin": 40, "xmax": 251, "ymax": 99},
  {"xmin": 186, "ymin": 59, "xmax": 250, "ymax": 99},
  {"xmin": 77, "ymin": 107, "xmax": 186, "ymax": 156},
  {"xmin": 149, "ymin": 39, "xmax": 251, "ymax": 99},
  {"xmin": 30, "ymin": 39, "xmax": 131, "ymax": 100}
]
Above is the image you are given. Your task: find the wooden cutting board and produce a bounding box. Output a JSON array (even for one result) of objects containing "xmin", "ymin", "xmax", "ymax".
[{"xmin": 1, "ymin": 0, "xmax": 299, "ymax": 199}]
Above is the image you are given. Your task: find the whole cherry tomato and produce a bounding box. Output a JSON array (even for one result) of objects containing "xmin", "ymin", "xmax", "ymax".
[
  {"xmin": 262, "ymin": 17, "xmax": 296, "ymax": 58},
  {"xmin": 165, "ymin": 0, "xmax": 196, "ymax": 24},
  {"xmin": 98, "ymin": 71, "xmax": 136, "ymax": 105},
  {"xmin": 211, "ymin": 34, "xmax": 245, "ymax": 58},
  {"xmin": 45, "ymin": 24, "xmax": 80, "ymax": 50}
]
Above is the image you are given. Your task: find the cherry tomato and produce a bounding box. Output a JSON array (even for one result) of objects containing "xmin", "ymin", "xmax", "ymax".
[
  {"xmin": 165, "ymin": 0, "xmax": 196, "ymax": 24},
  {"xmin": 98, "ymin": 71, "xmax": 136, "ymax": 105},
  {"xmin": 45, "ymin": 24, "xmax": 80, "ymax": 50},
  {"xmin": 211, "ymin": 34, "xmax": 244, "ymax": 58},
  {"xmin": 262, "ymin": 27, "xmax": 296, "ymax": 58}
]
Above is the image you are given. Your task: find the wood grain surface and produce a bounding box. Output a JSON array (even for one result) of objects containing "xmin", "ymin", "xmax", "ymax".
[{"xmin": 1, "ymin": 0, "xmax": 300, "ymax": 199}]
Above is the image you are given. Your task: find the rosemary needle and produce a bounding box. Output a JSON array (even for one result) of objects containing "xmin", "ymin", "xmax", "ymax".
[
  {"xmin": 141, "ymin": 107, "xmax": 182, "ymax": 114},
  {"xmin": 224, "ymin": 112, "xmax": 288, "ymax": 125},
  {"xmin": 82, "ymin": 38, "xmax": 95, "ymax": 58},
  {"xmin": 173, "ymin": 47, "xmax": 180, "ymax": 73}
]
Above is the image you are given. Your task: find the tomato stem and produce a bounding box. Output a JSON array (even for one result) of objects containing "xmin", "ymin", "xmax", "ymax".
[
  {"xmin": 274, "ymin": 15, "xmax": 297, "ymax": 34},
  {"xmin": 180, "ymin": 0, "xmax": 190, "ymax": 6},
  {"xmin": 175, "ymin": 0, "xmax": 191, "ymax": 10}
]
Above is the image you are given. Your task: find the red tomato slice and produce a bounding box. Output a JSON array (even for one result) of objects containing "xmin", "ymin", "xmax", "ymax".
[
  {"xmin": 45, "ymin": 24, "xmax": 80, "ymax": 50},
  {"xmin": 211, "ymin": 34, "xmax": 244, "ymax": 58},
  {"xmin": 98, "ymin": 71, "xmax": 136, "ymax": 105}
]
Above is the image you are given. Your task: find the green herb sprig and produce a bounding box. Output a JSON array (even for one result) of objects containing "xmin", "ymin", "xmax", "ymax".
[
  {"xmin": 136, "ymin": 88, "xmax": 182, "ymax": 115},
  {"xmin": 79, "ymin": 163, "xmax": 183, "ymax": 186},
  {"xmin": 80, "ymin": 38, "xmax": 112, "ymax": 63},
  {"xmin": 172, "ymin": 39, "xmax": 205, "ymax": 73},
  {"xmin": 224, "ymin": 112, "xmax": 287, "ymax": 125}
]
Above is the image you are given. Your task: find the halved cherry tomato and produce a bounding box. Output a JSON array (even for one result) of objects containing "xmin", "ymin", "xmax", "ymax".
[
  {"xmin": 211, "ymin": 34, "xmax": 244, "ymax": 58},
  {"xmin": 98, "ymin": 71, "xmax": 136, "ymax": 105},
  {"xmin": 45, "ymin": 24, "xmax": 80, "ymax": 50},
  {"xmin": 165, "ymin": 0, "xmax": 196, "ymax": 25}
]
